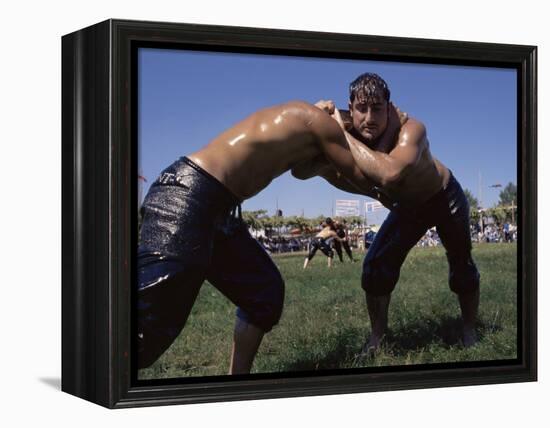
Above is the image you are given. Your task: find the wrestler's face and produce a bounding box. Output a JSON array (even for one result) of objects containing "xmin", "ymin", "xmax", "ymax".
[{"xmin": 349, "ymin": 96, "xmax": 389, "ymax": 145}]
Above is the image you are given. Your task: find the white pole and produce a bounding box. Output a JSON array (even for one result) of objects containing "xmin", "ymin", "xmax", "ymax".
[{"xmin": 478, "ymin": 170, "xmax": 483, "ymax": 209}]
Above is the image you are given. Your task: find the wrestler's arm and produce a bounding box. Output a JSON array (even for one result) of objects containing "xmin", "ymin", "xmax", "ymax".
[
  {"xmin": 318, "ymin": 167, "xmax": 381, "ymax": 198},
  {"xmin": 329, "ymin": 230, "xmax": 344, "ymax": 242},
  {"xmin": 291, "ymin": 155, "xmax": 378, "ymax": 196},
  {"xmin": 345, "ymin": 117, "xmax": 427, "ymax": 187},
  {"xmin": 305, "ymin": 105, "xmax": 378, "ymax": 194}
]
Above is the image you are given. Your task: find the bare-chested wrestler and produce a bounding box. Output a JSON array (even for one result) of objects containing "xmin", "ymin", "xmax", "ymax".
[
  {"xmin": 333, "ymin": 220, "xmax": 355, "ymax": 263},
  {"xmin": 137, "ymin": 100, "xmax": 375, "ymax": 373},
  {"xmin": 312, "ymin": 73, "xmax": 480, "ymax": 353},
  {"xmin": 303, "ymin": 217, "xmax": 341, "ymax": 269}
]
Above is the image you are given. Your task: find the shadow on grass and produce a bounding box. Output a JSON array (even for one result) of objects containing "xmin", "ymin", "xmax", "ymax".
[
  {"xmin": 387, "ymin": 316, "xmax": 495, "ymax": 354},
  {"xmin": 389, "ymin": 316, "xmax": 463, "ymax": 350},
  {"xmin": 278, "ymin": 317, "xmax": 497, "ymax": 371},
  {"xmin": 280, "ymin": 327, "xmax": 363, "ymax": 372}
]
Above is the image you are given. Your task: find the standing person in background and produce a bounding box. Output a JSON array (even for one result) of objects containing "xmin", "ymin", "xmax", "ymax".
[{"xmin": 333, "ymin": 220, "xmax": 355, "ymax": 263}]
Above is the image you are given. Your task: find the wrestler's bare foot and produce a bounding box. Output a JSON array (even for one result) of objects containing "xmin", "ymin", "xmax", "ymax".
[
  {"xmin": 458, "ymin": 289, "xmax": 479, "ymax": 348},
  {"xmin": 360, "ymin": 335, "xmax": 383, "ymax": 357},
  {"xmin": 463, "ymin": 328, "xmax": 478, "ymax": 348},
  {"xmin": 364, "ymin": 293, "xmax": 390, "ymax": 356}
]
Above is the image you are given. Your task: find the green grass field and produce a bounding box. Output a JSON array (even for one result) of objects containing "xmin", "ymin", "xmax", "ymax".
[{"xmin": 138, "ymin": 242, "xmax": 517, "ymax": 380}]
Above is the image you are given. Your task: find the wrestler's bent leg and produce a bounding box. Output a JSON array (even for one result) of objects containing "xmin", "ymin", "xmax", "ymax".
[
  {"xmin": 435, "ymin": 183, "xmax": 480, "ymax": 346},
  {"xmin": 304, "ymin": 239, "xmax": 319, "ymax": 269},
  {"xmin": 207, "ymin": 220, "xmax": 285, "ymax": 374},
  {"xmin": 361, "ymin": 209, "xmax": 427, "ymax": 352},
  {"xmin": 334, "ymin": 240, "xmax": 344, "ymax": 263},
  {"xmin": 318, "ymin": 240, "xmax": 335, "ymax": 268},
  {"xmin": 137, "ymin": 255, "xmax": 206, "ymax": 369}
]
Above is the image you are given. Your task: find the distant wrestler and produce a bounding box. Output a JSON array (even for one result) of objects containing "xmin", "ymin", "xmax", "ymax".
[
  {"xmin": 138, "ymin": 100, "xmax": 376, "ymax": 373},
  {"xmin": 333, "ymin": 221, "xmax": 355, "ymax": 263},
  {"xmin": 303, "ymin": 218, "xmax": 341, "ymax": 269},
  {"xmin": 315, "ymin": 73, "xmax": 480, "ymax": 352}
]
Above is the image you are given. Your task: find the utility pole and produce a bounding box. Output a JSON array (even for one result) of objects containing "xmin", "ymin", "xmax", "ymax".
[{"xmin": 478, "ymin": 170, "xmax": 483, "ymax": 209}]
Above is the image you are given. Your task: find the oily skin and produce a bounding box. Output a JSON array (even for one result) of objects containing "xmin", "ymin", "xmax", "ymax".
[
  {"xmin": 344, "ymin": 96, "xmax": 450, "ymax": 205},
  {"xmin": 316, "ymin": 96, "xmax": 478, "ymax": 350},
  {"xmin": 187, "ymin": 100, "xmax": 377, "ymax": 373},
  {"xmin": 316, "ymin": 225, "xmax": 339, "ymax": 240},
  {"xmin": 340, "ymin": 96, "xmax": 476, "ymax": 350},
  {"xmin": 188, "ymin": 101, "xmax": 376, "ymax": 200},
  {"xmin": 303, "ymin": 224, "xmax": 341, "ymax": 269}
]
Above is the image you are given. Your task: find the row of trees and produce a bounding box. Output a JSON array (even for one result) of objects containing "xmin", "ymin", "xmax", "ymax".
[
  {"xmin": 242, "ymin": 210, "xmax": 365, "ymax": 235},
  {"xmin": 241, "ymin": 182, "xmax": 517, "ymax": 234},
  {"xmin": 464, "ymin": 182, "xmax": 517, "ymax": 224}
]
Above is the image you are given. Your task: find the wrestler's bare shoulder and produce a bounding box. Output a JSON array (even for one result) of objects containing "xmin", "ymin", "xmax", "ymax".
[
  {"xmin": 252, "ymin": 100, "xmax": 318, "ymax": 120},
  {"xmin": 317, "ymin": 228, "xmax": 336, "ymax": 239},
  {"xmin": 398, "ymin": 117, "xmax": 427, "ymax": 146},
  {"xmin": 226, "ymin": 101, "xmax": 322, "ymax": 142},
  {"xmin": 187, "ymin": 101, "xmax": 327, "ymax": 200}
]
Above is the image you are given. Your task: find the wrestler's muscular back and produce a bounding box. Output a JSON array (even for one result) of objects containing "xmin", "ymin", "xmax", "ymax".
[
  {"xmin": 316, "ymin": 227, "xmax": 337, "ymax": 240},
  {"xmin": 188, "ymin": 102, "xmax": 341, "ymax": 200}
]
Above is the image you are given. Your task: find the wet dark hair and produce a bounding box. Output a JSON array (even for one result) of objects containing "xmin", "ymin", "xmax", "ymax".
[
  {"xmin": 325, "ymin": 217, "xmax": 334, "ymax": 225},
  {"xmin": 349, "ymin": 73, "xmax": 391, "ymax": 104}
]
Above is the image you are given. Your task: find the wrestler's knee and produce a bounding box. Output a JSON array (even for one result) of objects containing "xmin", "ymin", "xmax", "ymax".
[
  {"xmin": 447, "ymin": 254, "xmax": 480, "ymax": 294},
  {"xmin": 261, "ymin": 271, "xmax": 285, "ymax": 331},
  {"xmin": 361, "ymin": 256, "xmax": 399, "ymax": 296},
  {"xmin": 237, "ymin": 273, "xmax": 285, "ymax": 333}
]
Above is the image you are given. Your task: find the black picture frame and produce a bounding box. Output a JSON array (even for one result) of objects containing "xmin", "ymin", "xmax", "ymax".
[{"xmin": 61, "ymin": 18, "xmax": 537, "ymax": 409}]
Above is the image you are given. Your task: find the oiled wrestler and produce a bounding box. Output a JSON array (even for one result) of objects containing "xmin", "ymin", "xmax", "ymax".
[
  {"xmin": 138, "ymin": 101, "xmax": 378, "ymax": 373},
  {"xmin": 333, "ymin": 221, "xmax": 355, "ymax": 263},
  {"xmin": 316, "ymin": 73, "xmax": 480, "ymax": 352},
  {"xmin": 303, "ymin": 217, "xmax": 340, "ymax": 269}
]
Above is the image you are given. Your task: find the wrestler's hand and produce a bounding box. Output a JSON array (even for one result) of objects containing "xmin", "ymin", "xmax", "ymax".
[
  {"xmin": 315, "ymin": 99, "xmax": 336, "ymax": 115},
  {"xmin": 332, "ymin": 107, "xmax": 347, "ymax": 131},
  {"xmin": 374, "ymin": 103, "xmax": 408, "ymax": 152}
]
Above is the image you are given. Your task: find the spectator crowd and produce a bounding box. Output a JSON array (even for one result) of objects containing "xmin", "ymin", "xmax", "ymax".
[{"xmin": 255, "ymin": 221, "xmax": 518, "ymax": 255}]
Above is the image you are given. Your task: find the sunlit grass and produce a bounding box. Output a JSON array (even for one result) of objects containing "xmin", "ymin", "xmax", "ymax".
[{"xmin": 138, "ymin": 243, "xmax": 517, "ymax": 379}]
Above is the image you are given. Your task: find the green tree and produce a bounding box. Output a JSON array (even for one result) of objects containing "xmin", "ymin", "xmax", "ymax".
[
  {"xmin": 336, "ymin": 216, "xmax": 364, "ymax": 228},
  {"xmin": 285, "ymin": 216, "xmax": 308, "ymax": 232},
  {"xmin": 242, "ymin": 209, "xmax": 268, "ymax": 231},
  {"xmin": 486, "ymin": 207, "xmax": 507, "ymax": 225},
  {"xmin": 498, "ymin": 182, "xmax": 517, "ymax": 206}
]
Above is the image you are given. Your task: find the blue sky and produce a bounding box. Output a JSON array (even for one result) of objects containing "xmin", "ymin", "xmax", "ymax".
[{"xmin": 138, "ymin": 48, "xmax": 517, "ymax": 224}]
